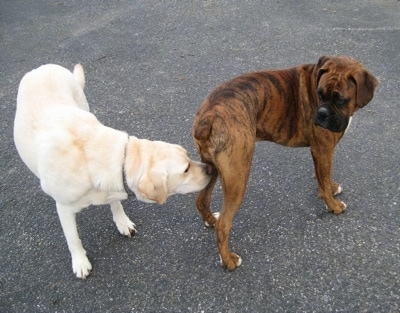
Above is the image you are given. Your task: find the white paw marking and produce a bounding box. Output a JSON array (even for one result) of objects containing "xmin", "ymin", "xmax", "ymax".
[
  {"xmin": 218, "ymin": 253, "xmax": 243, "ymax": 267},
  {"xmin": 325, "ymin": 201, "xmax": 347, "ymax": 212},
  {"xmin": 334, "ymin": 185, "xmax": 343, "ymax": 196},
  {"xmin": 236, "ymin": 255, "xmax": 243, "ymax": 267},
  {"xmin": 212, "ymin": 212, "xmax": 220, "ymax": 220},
  {"xmin": 204, "ymin": 212, "xmax": 220, "ymax": 227}
]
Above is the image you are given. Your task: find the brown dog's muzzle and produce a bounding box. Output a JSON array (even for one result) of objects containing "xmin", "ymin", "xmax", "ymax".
[{"xmin": 314, "ymin": 104, "xmax": 349, "ymax": 133}]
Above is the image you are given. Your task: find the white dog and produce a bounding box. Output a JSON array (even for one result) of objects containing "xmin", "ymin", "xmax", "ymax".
[{"xmin": 14, "ymin": 64, "xmax": 211, "ymax": 279}]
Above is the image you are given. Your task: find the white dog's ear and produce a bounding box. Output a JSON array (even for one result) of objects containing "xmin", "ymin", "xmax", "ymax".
[{"xmin": 138, "ymin": 169, "xmax": 168, "ymax": 204}]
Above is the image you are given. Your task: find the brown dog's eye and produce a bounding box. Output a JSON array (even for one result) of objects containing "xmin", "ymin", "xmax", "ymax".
[
  {"xmin": 336, "ymin": 99, "xmax": 345, "ymax": 106},
  {"xmin": 184, "ymin": 164, "xmax": 190, "ymax": 173},
  {"xmin": 333, "ymin": 92, "xmax": 347, "ymax": 106},
  {"xmin": 317, "ymin": 89, "xmax": 324, "ymax": 101}
]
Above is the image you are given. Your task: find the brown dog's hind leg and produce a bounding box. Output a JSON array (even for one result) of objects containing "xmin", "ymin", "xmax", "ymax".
[
  {"xmin": 214, "ymin": 141, "xmax": 255, "ymax": 270},
  {"xmin": 196, "ymin": 169, "xmax": 219, "ymax": 227}
]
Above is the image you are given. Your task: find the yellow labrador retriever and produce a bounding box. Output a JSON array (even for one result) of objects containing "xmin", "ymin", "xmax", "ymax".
[{"xmin": 14, "ymin": 64, "xmax": 211, "ymax": 279}]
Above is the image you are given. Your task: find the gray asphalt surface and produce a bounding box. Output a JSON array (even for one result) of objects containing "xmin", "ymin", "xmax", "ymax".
[{"xmin": 1, "ymin": 1, "xmax": 399, "ymax": 312}]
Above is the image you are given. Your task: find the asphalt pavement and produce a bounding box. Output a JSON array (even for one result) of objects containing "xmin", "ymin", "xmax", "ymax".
[{"xmin": 1, "ymin": 1, "xmax": 399, "ymax": 312}]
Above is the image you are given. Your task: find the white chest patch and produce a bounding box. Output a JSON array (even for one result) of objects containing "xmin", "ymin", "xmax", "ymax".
[{"xmin": 345, "ymin": 116, "xmax": 353, "ymax": 133}]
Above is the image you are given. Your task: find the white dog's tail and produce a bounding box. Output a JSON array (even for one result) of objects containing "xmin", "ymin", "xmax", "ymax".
[
  {"xmin": 72, "ymin": 64, "xmax": 90, "ymax": 111},
  {"xmin": 73, "ymin": 64, "xmax": 85, "ymax": 89}
]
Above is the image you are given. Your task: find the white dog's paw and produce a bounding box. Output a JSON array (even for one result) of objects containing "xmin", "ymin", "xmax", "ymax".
[
  {"xmin": 204, "ymin": 212, "xmax": 220, "ymax": 227},
  {"xmin": 115, "ymin": 217, "xmax": 137, "ymax": 238},
  {"xmin": 72, "ymin": 255, "xmax": 92, "ymax": 279}
]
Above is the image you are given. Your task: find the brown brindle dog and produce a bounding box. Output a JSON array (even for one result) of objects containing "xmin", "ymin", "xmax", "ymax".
[{"xmin": 192, "ymin": 55, "xmax": 378, "ymax": 270}]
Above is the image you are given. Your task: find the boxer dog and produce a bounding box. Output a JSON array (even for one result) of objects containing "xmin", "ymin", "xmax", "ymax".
[
  {"xmin": 192, "ymin": 56, "xmax": 378, "ymax": 270},
  {"xmin": 14, "ymin": 64, "xmax": 211, "ymax": 278}
]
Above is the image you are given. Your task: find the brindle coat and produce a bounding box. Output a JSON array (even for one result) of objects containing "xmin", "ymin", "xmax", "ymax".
[{"xmin": 192, "ymin": 56, "xmax": 378, "ymax": 270}]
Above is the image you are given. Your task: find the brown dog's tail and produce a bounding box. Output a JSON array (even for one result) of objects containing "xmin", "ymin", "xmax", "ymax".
[{"xmin": 193, "ymin": 112, "xmax": 215, "ymax": 141}]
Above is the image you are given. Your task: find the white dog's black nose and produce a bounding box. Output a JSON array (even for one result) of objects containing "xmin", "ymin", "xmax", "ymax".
[{"xmin": 205, "ymin": 164, "xmax": 214, "ymax": 175}]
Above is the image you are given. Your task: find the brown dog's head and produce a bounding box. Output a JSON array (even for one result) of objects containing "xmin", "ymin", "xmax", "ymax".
[{"xmin": 314, "ymin": 55, "xmax": 378, "ymax": 132}]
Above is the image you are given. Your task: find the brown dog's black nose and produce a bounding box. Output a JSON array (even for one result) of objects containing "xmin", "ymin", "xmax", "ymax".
[{"xmin": 316, "ymin": 106, "xmax": 330, "ymax": 122}]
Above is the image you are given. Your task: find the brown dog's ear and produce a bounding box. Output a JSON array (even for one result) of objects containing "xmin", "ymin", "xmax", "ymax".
[
  {"xmin": 316, "ymin": 55, "xmax": 332, "ymax": 84},
  {"xmin": 352, "ymin": 69, "xmax": 378, "ymax": 108},
  {"xmin": 138, "ymin": 169, "xmax": 168, "ymax": 204},
  {"xmin": 317, "ymin": 55, "xmax": 331, "ymax": 68}
]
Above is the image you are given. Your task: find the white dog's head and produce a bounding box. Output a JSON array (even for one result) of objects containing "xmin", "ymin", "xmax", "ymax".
[{"xmin": 125, "ymin": 139, "xmax": 212, "ymax": 204}]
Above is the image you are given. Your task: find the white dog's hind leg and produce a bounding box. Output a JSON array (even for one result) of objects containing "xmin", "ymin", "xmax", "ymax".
[
  {"xmin": 110, "ymin": 201, "xmax": 136, "ymax": 237},
  {"xmin": 56, "ymin": 203, "xmax": 92, "ymax": 279}
]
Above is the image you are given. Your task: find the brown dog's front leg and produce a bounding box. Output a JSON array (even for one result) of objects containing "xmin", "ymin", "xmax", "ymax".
[{"xmin": 310, "ymin": 144, "xmax": 346, "ymax": 214}]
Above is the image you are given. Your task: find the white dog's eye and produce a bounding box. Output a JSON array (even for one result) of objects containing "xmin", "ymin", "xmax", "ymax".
[{"xmin": 184, "ymin": 164, "xmax": 190, "ymax": 173}]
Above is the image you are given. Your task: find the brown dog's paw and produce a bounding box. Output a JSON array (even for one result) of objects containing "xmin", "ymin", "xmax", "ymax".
[
  {"xmin": 332, "ymin": 183, "xmax": 343, "ymax": 196},
  {"xmin": 325, "ymin": 200, "xmax": 347, "ymax": 214},
  {"xmin": 204, "ymin": 212, "xmax": 220, "ymax": 227},
  {"xmin": 219, "ymin": 252, "xmax": 243, "ymax": 270}
]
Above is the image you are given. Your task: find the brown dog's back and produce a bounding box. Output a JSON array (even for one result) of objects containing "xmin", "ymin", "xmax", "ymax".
[{"xmin": 193, "ymin": 65, "xmax": 317, "ymax": 151}]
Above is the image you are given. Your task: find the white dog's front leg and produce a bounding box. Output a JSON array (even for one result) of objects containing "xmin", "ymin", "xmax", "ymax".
[
  {"xmin": 110, "ymin": 201, "xmax": 136, "ymax": 237},
  {"xmin": 56, "ymin": 203, "xmax": 92, "ymax": 279}
]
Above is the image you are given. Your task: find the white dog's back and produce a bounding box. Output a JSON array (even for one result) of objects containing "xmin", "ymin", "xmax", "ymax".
[
  {"xmin": 14, "ymin": 64, "xmax": 91, "ymax": 178},
  {"xmin": 17, "ymin": 64, "xmax": 89, "ymax": 112}
]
